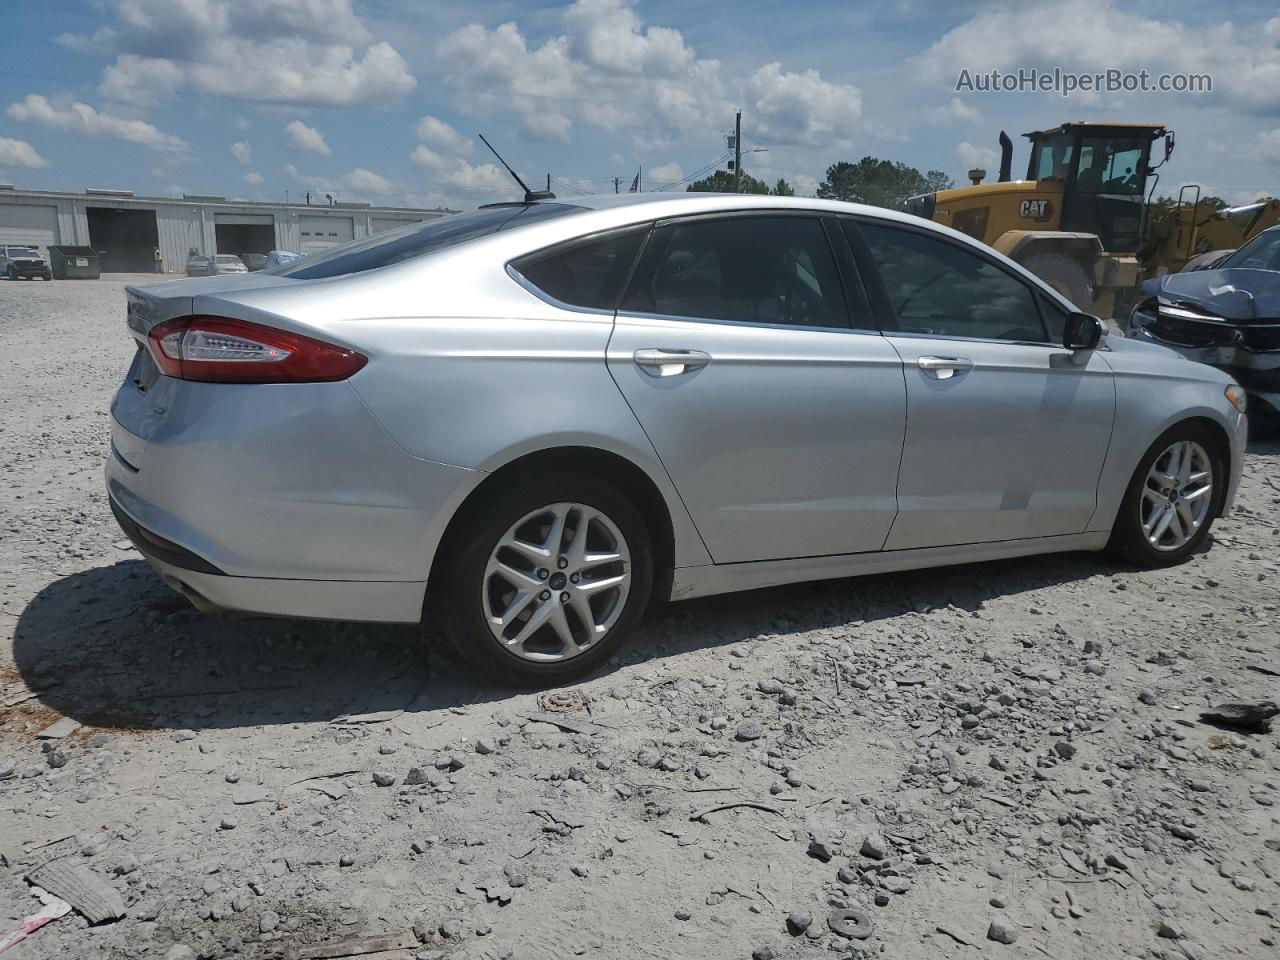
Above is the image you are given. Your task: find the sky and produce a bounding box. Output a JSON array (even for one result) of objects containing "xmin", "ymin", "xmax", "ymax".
[{"xmin": 0, "ymin": 0, "xmax": 1278, "ymax": 210}]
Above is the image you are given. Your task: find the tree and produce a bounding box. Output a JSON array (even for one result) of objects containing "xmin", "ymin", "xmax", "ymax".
[
  {"xmin": 687, "ymin": 168, "xmax": 769, "ymax": 194},
  {"xmin": 924, "ymin": 170, "xmax": 956, "ymax": 193},
  {"xmin": 771, "ymin": 178, "xmax": 794, "ymax": 197},
  {"xmin": 817, "ymin": 157, "xmax": 951, "ymax": 208},
  {"xmin": 1147, "ymin": 194, "xmax": 1228, "ymax": 219}
]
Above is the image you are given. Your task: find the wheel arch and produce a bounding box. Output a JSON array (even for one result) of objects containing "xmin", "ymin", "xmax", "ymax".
[{"xmin": 426, "ymin": 444, "xmax": 679, "ymax": 608}]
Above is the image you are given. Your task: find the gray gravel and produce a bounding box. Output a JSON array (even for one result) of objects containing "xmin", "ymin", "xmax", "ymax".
[{"xmin": 2, "ymin": 277, "xmax": 1280, "ymax": 959}]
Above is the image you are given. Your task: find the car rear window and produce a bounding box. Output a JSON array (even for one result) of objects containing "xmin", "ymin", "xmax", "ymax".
[
  {"xmin": 215, "ymin": 255, "xmax": 241, "ymax": 263},
  {"xmin": 271, "ymin": 202, "xmax": 584, "ymax": 280}
]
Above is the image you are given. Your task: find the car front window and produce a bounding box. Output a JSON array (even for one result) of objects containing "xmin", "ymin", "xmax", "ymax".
[{"xmin": 857, "ymin": 221, "xmax": 1047, "ymax": 342}]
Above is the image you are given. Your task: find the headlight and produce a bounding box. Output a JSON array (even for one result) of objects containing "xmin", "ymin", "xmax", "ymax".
[{"xmin": 1225, "ymin": 384, "xmax": 1247, "ymax": 414}]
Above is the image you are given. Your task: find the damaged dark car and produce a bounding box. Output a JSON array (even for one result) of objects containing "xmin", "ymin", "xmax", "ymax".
[{"xmin": 1128, "ymin": 225, "xmax": 1280, "ymax": 422}]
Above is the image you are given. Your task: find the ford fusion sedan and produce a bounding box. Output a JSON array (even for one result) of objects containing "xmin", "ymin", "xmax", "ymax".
[
  {"xmin": 107, "ymin": 193, "xmax": 1246, "ymax": 684},
  {"xmin": 1128, "ymin": 225, "xmax": 1280, "ymax": 422}
]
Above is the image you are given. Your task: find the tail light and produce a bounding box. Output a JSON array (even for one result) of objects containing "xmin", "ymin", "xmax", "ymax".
[{"xmin": 146, "ymin": 316, "xmax": 366, "ymax": 383}]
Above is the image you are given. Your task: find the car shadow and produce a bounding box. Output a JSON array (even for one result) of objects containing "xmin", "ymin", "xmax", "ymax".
[{"xmin": 11, "ymin": 544, "xmax": 1129, "ymax": 734}]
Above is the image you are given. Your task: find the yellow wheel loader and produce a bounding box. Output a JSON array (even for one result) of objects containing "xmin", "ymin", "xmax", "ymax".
[
  {"xmin": 905, "ymin": 121, "xmax": 1175, "ymax": 319},
  {"xmin": 1138, "ymin": 192, "xmax": 1280, "ymax": 274}
]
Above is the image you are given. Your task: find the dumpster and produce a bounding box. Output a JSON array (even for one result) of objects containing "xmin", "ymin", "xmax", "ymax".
[{"xmin": 48, "ymin": 246, "xmax": 101, "ymax": 279}]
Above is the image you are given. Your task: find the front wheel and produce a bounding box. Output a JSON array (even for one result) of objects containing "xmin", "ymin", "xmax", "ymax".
[
  {"xmin": 1108, "ymin": 423, "xmax": 1223, "ymax": 567},
  {"xmin": 439, "ymin": 472, "xmax": 653, "ymax": 686}
]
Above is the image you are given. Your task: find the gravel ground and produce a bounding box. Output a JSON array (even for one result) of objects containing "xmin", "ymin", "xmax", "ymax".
[{"xmin": 1, "ymin": 276, "xmax": 1279, "ymax": 960}]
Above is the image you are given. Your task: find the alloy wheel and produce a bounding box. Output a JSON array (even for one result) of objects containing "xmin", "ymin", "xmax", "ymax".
[
  {"xmin": 481, "ymin": 502, "xmax": 631, "ymax": 662},
  {"xmin": 1140, "ymin": 440, "xmax": 1213, "ymax": 551}
]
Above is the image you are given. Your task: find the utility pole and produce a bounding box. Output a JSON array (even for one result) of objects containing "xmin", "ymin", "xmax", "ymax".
[
  {"xmin": 734, "ymin": 110, "xmax": 742, "ymax": 193},
  {"xmin": 614, "ymin": 176, "xmax": 621, "ymax": 194}
]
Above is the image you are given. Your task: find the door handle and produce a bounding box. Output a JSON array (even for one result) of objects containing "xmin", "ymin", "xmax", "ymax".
[
  {"xmin": 917, "ymin": 356, "xmax": 974, "ymax": 380},
  {"xmin": 633, "ymin": 348, "xmax": 712, "ymax": 378}
]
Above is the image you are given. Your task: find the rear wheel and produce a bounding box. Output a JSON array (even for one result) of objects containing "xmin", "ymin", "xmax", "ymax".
[
  {"xmin": 1108, "ymin": 422, "xmax": 1223, "ymax": 567},
  {"xmin": 439, "ymin": 472, "xmax": 653, "ymax": 686},
  {"xmin": 1020, "ymin": 252, "xmax": 1093, "ymax": 311}
]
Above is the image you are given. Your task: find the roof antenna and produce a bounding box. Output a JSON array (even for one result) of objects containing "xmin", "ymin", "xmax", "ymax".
[{"xmin": 478, "ymin": 134, "xmax": 556, "ymax": 203}]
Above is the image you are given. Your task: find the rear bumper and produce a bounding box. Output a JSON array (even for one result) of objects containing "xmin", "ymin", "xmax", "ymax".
[
  {"xmin": 106, "ymin": 372, "xmax": 481, "ymax": 621},
  {"xmin": 141, "ymin": 550, "xmax": 426, "ymax": 622}
]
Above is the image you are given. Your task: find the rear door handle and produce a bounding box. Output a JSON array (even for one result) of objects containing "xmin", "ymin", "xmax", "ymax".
[
  {"xmin": 633, "ymin": 348, "xmax": 712, "ymax": 378},
  {"xmin": 917, "ymin": 356, "xmax": 974, "ymax": 380}
]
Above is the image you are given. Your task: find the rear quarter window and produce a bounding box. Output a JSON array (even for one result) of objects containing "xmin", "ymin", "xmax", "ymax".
[{"xmin": 510, "ymin": 228, "xmax": 647, "ymax": 311}]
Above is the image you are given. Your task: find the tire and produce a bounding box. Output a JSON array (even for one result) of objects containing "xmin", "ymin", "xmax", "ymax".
[
  {"xmin": 1019, "ymin": 252, "xmax": 1093, "ymax": 311},
  {"xmin": 438, "ymin": 471, "xmax": 654, "ymax": 686},
  {"xmin": 1107, "ymin": 422, "xmax": 1224, "ymax": 568}
]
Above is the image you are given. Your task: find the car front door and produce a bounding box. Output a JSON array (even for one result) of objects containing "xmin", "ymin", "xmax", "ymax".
[
  {"xmin": 847, "ymin": 219, "xmax": 1115, "ymax": 550},
  {"xmin": 607, "ymin": 213, "xmax": 906, "ymax": 564}
]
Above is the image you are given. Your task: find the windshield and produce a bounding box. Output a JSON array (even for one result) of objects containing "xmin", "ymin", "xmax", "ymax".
[
  {"xmin": 269, "ymin": 203, "xmax": 583, "ymax": 280},
  {"xmin": 1221, "ymin": 230, "xmax": 1280, "ymax": 272},
  {"xmin": 1074, "ymin": 136, "xmax": 1145, "ymax": 195},
  {"xmin": 6, "ymin": 246, "xmax": 39, "ymax": 257},
  {"xmin": 215, "ymin": 255, "xmax": 242, "ymax": 263}
]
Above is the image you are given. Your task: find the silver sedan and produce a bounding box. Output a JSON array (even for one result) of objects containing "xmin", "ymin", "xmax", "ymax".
[{"xmin": 107, "ymin": 193, "xmax": 1247, "ymax": 684}]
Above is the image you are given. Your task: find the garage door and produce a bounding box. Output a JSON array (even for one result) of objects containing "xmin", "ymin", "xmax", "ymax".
[
  {"xmin": 0, "ymin": 203, "xmax": 58, "ymax": 260},
  {"xmin": 298, "ymin": 215, "xmax": 353, "ymax": 254}
]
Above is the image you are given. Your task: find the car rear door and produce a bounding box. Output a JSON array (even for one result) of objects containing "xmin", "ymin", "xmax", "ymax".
[
  {"xmin": 606, "ymin": 212, "xmax": 906, "ymax": 564},
  {"xmin": 846, "ymin": 218, "xmax": 1115, "ymax": 550}
]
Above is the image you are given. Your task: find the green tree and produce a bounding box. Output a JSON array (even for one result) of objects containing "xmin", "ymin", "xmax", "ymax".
[
  {"xmin": 817, "ymin": 157, "xmax": 950, "ymax": 208},
  {"xmin": 770, "ymin": 178, "xmax": 795, "ymax": 197},
  {"xmin": 924, "ymin": 170, "xmax": 956, "ymax": 193},
  {"xmin": 687, "ymin": 168, "xmax": 769, "ymax": 194}
]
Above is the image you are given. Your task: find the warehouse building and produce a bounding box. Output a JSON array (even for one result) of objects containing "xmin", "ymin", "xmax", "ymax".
[{"xmin": 0, "ymin": 185, "xmax": 455, "ymax": 273}]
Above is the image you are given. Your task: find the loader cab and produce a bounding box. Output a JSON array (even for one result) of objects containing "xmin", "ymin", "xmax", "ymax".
[{"xmin": 1025, "ymin": 123, "xmax": 1169, "ymax": 253}]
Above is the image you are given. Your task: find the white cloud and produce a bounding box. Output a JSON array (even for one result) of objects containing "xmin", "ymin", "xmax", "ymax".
[
  {"xmin": 98, "ymin": 54, "xmax": 185, "ymax": 108},
  {"xmin": 346, "ymin": 167, "xmax": 392, "ymax": 193},
  {"xmin": 438, "ymin": 0, "xmax": 729, "ymax": 143},
  {"xmin": 0, "ymin": 137, "xmax": 48, "ymax": 169},
  {"xmin": 915, "ymin": 0, "xmax": 1280, "ymax": 113},
  {"xmin": 746, "ymin": 63, "xmax": 862, "ymax": 148},
  {"xmin": 608, "ymin": 152, "xmax": 626, "ymax": 167},
  {"xmin": 244, "ymin": 171, "xmax": 264, "ymax": 185},
  {"xmin": 286, "ymin": 119, "xmax": 331, "ymax": 155},
  {"xmin": 410, "ymin": 144, "xmax": 447, "ymax": 170},
  {"xmin": 415, "ymin": 116, "xmax": 470, "ymax": 153},
  {"xmin": 7, "ymin": 94, "xmax": 187, "ymax": 152},
  {"xmin": 1251, "ymin": 129, "xmax": 1280, "ymax": 163},
  {"xmin": 68, "ymin": 0, "xmax": 416, "ymax": 107},
  {"xmin": 230, "ymin": 141, "xmax": 252, "ymax": 164},
  {"xmin": 956, "ymin": 141, "xmax": 1000, "ymax": 171},
  {"xmin": 647, "ymin": 162, "xmax": 682, "ymax": 185},
  {"xmin": 925, "ymin": 96, "xmax": 981, "ymax": 126}
]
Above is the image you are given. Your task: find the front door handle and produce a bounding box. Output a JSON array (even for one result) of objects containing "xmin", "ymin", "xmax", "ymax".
[
  {"xmin": 633, "ymin": 348, "xmax": 712, "ymax": 378},
  {"xmin": 917, "ymin": 356, "xmax": 974, "ymax": 380}
]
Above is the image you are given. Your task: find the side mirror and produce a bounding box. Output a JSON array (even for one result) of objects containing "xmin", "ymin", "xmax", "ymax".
[{"xmin": 1063, "ymin": 312, "xmax": 1104, "ymax": 351}]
